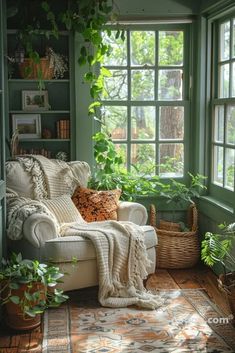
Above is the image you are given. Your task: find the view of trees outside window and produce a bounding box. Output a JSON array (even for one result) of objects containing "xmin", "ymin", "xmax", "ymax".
[
  {"xmin": 101, "ymin": 28, "xmax": 186, "ymax": 177},
  {"xmin": 212, "ymin": 17, "xmax": 235, "ymax": 191}
]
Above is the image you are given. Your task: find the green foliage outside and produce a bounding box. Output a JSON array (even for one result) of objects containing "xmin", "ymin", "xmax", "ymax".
[{"xmin": 101, "ymin": 29, "xmax": 185, "ymax": 176}]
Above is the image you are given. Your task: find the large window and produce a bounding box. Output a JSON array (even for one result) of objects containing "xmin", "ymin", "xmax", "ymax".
[
  {"xmin": 101, "ymin": 25, "xmax": 190, "ymax": 177},
  {"xmin": 211, "ymin": 15, "xmax": 235, "ymax": 204}
]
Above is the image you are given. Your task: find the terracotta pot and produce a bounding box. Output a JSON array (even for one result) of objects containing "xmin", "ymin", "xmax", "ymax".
[
  {"xmin": 4, "ymin": 282, "xmax": 46, "ymax": 330},
  {"xmin": 218, "ymin": 272, "xmax": 235, "ymax": 325},
  {"xmin": 18, "ymin": 58, "xmax": 54, "ymax": 79}
]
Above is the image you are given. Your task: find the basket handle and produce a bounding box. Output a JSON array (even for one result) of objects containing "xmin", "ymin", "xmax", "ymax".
[
  {"xmin": 150, "ymin": 203, "xmax": 198, "ymax": 232},
  {"xmin": 149, "ymin": 204, "xmax": 157, "ymax": 227},
  {"xmin": 188, "ymin": 203, "xmax": 198, "ymax": 232}
]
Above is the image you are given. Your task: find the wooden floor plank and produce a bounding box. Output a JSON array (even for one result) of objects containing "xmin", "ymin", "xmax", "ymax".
[
  {"xmin": 147, "ymin": 269, "xmax": 179, "ymax": 290},
  {"xmin": 168, "ymin": 267, "xmax": 204, "ymax": 289}
]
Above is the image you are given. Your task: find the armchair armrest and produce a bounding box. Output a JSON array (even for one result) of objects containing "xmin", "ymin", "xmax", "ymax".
[
  {"xmin": 23, "ymin": 213, "xmax": 58, "ymax": 248},
  {"xmin": 117, "ymin": 201, "xmax": 148, "ymax": 225}
]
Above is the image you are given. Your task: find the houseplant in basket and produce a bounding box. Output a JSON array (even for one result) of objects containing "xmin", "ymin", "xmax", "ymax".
[
  {"xmin": 0, "ymin": 252, "xmax": 68, "ymax": 330},
  {"xmin": 201, "ymin": 223, "xmax": 235, "ymax": 324},
  {"xmin": 150, "ymin": 174, "xmax": 207, "ymax": 269}
]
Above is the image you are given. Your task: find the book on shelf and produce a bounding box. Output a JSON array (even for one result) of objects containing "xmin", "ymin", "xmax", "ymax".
[
  {"xmin": 56, "ymin": 119, "xmax": 70, "ymax": 139},
  {"xmin": 18, "ymin": 147, "xmax": 52, "ymax": 158}
]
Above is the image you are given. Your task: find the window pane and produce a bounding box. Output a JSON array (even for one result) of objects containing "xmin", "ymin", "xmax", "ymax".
[
  {"xmin": 159, "ymin": 106, "xmax": 184, "ymax": 139},
  {"xmin": 232, "ymin": 63, "xmax": 235, "ymax": 96},
  {"xmin": 214, "ymin": 105, "xmax": 224, "ymax": 142},
  {"xmin": 102, "ymin": 70, "xmax": 127, "ymax": 100},
  {"xmin": 159, "ymin": 143, "xmax": 184, "ymax": 177},
  {"xmin": 158, "ymin": 69, "xmax": 183, "ymax": 100},
  {"xmin": 159, "ymin": 31, "xmax": 183, "ymax": 66},
  {"xmin": 220, "ymin": 21, "xmax": 230, "ymax": 61},
  {"xmin": 131, "ymin": 144, "xmax": 155, "ymax": 174},
  {"xmin": 101, "ymin": 106, "xmax": 127, "ymax": 140},
  {"xmin": 102, "ymin": 31, "xmax": 127, "ymax": 66},
  {"xmin": 225, "ymin": 148, "xmax": 235, "ymax": 190},
  {"xmin": 213, "ymin": 146, "xmax": 224, "ymax": 186},
  {"xmin": 233, "ymin": 19, "xmax": 235, "ymax": 58},
  {"xmin": 219, "ymin": 64, "xmax": 229, "ymax": 98},
  {"xmin": 226, "ymin": 105, "xmax": 235, "ymax": 144},
  {"xmin": 131, "ymin": 70, "xmax": 155, "ymax": 100},
  {"xmin": 131, "ymin": 106, "xmax": 155, "ymax": 140},
  {"xmin": 130, "ymin": 31, "xmax": 155, "ymax": 66}
]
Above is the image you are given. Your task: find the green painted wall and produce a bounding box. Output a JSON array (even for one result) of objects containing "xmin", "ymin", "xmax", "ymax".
[
  {"xmin": 0, "ymin": 0, "xmax": 6, "ymax": 260},
  {"xmin": 116, "ymin": 0, "xmax": 199, "ymax": 16}
]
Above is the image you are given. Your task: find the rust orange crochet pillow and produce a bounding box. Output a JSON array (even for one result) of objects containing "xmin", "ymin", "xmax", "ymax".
[{"xmin": 71, "ymin": 187, "xmax": 121, "ymax": 222}]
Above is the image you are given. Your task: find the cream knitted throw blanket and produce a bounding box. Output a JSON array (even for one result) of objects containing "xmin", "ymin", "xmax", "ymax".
[
  {"xmin": 16, "ymin": 155, "xmax": 77, "ymax": 199},
  {"xmin": 6, "ymin": 194, "xmax": 59, "ymax": 240},
  {"xmin": 61, "ymin": 221, "xmax": 164, "ymax": 310}
]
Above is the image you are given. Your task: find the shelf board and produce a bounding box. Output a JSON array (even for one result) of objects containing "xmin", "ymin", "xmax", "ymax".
[
  {"xmin": 8, "ymin": 79, "xmax": 70, "ymax": 83},
  {"xmin": 7, "ymin": 29, "xmax": 69, "ymax": 36},
  {"xmin": 10, "ymin": 110, "xmax": 70, "ymax": 114},
  {"xmin": 20, "ymin": 138, "xmax": 70, "ymax": 142}
]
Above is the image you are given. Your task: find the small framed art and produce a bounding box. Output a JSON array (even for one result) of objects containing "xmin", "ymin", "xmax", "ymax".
[
  {"xmin": 22, "ymin": 90, "xmax": 49, "ymax": 110},
  {"xmin": 12, "ymin": 114, "xmax": 41, "ymax": 139}
]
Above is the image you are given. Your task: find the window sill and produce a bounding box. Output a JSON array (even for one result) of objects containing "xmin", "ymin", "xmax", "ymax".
[{"xmin": 199, "ymin": 195, "xmax": 234, "ymax": 215}]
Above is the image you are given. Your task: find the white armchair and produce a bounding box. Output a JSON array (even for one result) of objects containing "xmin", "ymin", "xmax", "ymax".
[{"xmin": 6, "ymin": 155, "xmax": 157, "ymax": 291}]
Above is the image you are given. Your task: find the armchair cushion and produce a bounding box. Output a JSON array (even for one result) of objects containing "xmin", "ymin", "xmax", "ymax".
[
  {"xmin": 72, "ymin": 187, "xmax": 121, "ymax": 222},
  {"xmin": 42, "ymin": 195, "xmax": 85, "ymax": 225}
]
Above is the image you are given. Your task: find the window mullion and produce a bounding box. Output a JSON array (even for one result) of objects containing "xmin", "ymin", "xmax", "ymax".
[
  {"xmin": 223, "ymin": 104, "xmax": 227, "ymax": 187},
  {"xmin": 127, "ymin": 29, "xmax": 131, "ymax": 171},
  {"xmin": 155, "ymin": 30, "xmax": 159, "ymax": 174}
]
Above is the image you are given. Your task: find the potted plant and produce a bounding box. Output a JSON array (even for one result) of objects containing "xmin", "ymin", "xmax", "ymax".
[
  {"xmin": 201, "ymin": 223, "xmax": 235, "ymax": 323},
  {"xmin": 18, "ymin": 47, "xmax": 68, "ymax": 80},
  {"xmin": 88, "ymin": 131, "xmax": 161, "ymax": 201},
  {"xmin": 0, "ymin": 252, "xmax": 68, "ymax": 330}
]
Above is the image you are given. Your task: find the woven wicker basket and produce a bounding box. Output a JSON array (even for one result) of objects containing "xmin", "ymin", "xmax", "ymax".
[
  {"xmin": 150, "ymin": 203, "xmax": 200, "ymax": 269},
  {"xmin": 19, "ymin": 58, "xmax": 54, "ymax": 79}
]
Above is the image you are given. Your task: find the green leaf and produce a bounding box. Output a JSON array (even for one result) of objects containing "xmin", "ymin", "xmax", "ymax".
[
  {"xmin": 9, "ymin": 282, "xmax": 19, "ymax": 289},
  {"xmin": 84, "ymin": 72, "xmax": 95, "ymax": 82},
  {"xmin": 41, "ymin": 1, "xmax": 50, "ymax": 12},
  {"xmin": 80, "ymin": 46, "xmax": 87, "ymax": 57},
  {"xmin": 10, "ymin": 296, "xmax": 20, "ymax": 304},
  {"xmin": 115, "ymin": 30, "xmax": 120, "ymax": 39},
  {"xmin": 121, "ymin": 30, "xmax": 125, "ymax": 42},
  {"xmin": 101, "ymin": 67, "xmax": 112, "ymax": 77},
  {"xmin": 78, "ymin": 56, "xmax": 87, "ymax": 66}
]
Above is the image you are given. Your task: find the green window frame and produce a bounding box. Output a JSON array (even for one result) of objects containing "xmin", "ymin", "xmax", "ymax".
[
  {"xmin": 210, "ymin": 13, "xmax": 235, "ymax": 208},
  {"xmin": 100, "ymin": 23, "xmax": 191, "ymax": 179}
]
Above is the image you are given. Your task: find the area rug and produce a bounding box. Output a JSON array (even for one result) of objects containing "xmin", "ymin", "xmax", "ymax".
[{"xmin": 42, "ymin": 287, "xmax": 235, "ymax": 353}]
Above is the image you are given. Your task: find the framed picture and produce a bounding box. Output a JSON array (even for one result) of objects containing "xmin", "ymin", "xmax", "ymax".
[
  {"xmin": 22, "ymin": 90, "xmax": 49, "ymax": 110},
  {"xmin": 12, "ymin": 114, "xmax": 41, "ymax": 139}
]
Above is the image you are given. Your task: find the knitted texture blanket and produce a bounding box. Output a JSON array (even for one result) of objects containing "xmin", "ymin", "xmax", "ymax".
[
  {"xmin": 6, "ymin": 195, "xmax": 59, "ymax": 240},
  {"xmin": 16, "ymin": 155, "xmax": 77, "ymax": 199},
  {"xmin": 61, "ymin": 221, "xmax": 164, "ymax": 310}
]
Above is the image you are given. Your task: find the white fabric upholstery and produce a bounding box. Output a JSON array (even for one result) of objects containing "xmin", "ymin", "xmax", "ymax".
[
  {"xmin": 42, "ymin": 195, "xmax": 85, "ymax": 224},
  {"xmin": 117, "ymin": 201, "xmax": 148, "ymax": 225},
  {"xmin": 6, "ymin": 161, "xmax": 34, "ymax": 198},
  {"xmin": 6, "ymin": 156, "xmax": 158, "ymax": 292}
]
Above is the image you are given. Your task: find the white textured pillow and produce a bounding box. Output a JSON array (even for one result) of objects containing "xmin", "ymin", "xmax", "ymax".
[
  {"xmin": 6, "ymin": 161, "xmax": 34, "ymax": 198},
  {"xmin": 42, "ymin": 195, "xmax": 85, "ymax": 224}
]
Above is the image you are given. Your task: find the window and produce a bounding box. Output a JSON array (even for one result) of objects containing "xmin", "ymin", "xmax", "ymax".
[
  {"xmin": 211, "ymin": 15, "xmax": 235, "ymax": 204},
  {"xmin": 101, "ymin": 25, "xmax": 190, "ymax": 177}
]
